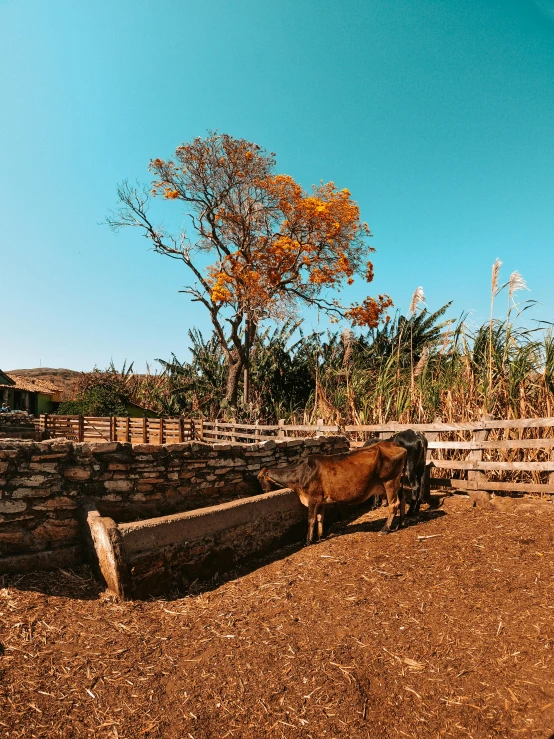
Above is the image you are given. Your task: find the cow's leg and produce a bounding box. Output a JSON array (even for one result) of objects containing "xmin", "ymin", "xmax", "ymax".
[
  {"xmin": 369, "ymin": 494, "xmax": 381, "ymax": 511},
  {"xmin": 380, "ymin": 477, "xmax": 404, "ymax": 534},
  {"xmin": 317, "ymin": 507, "xmax": 325, "ymax": 540},
  {"xmin": 307, "ymin": 501, "xmax": 320, "ymax": 545},
  {"xmin": 407, "ymin": 473, "xmax": 419, "ymax": 517},
  {"xmin": 413, "ymin": 472, "xmax": 423, "ymax": 515},
  {"xmin": 399, "ymin": 487, "xmax": 405, "ymax": 528},
  {"xmin": 422, "ymin": 464, "xmax": 432, "ymax": 505}
]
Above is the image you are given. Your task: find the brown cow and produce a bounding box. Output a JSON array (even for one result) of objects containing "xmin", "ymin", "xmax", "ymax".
[{"xmin": 258, "ymin": 442, "xmax": 407, "ymax": 544}]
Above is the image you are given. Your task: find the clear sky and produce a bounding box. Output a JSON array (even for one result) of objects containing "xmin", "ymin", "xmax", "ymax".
[{"xmin": 1, "ymin": 0, "xmax": 553, "ymax": 371}]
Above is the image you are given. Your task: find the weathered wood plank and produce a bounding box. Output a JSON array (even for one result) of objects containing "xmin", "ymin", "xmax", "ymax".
[
  {"xmin": 203, "ymin": 421, "xmax": 282, "ymax": 431},
  {"xmin": 430, "ymin": 478, "xmax": 554, "ymax": 493},
  {"xmin": 431, "ymin": 459, "xmax": 554, "ymax": 471},
  {"xmin": 344, "ymin": 418, "xmax": 554, "ymax": 432},
  {"xmin": 201, "ymin": 428, "xmax": 276, "ymax": 441},
  {"xmin": 467, "ymin": 415, "xmax": 491, "ymax": 491},
  {"xmin": 428, "ymin": 439, "xmax": 554, "ymax": 450},
  {"xmin": 203, "ymin": 421, "xmax": 342, "ymax": 432},
  {"xmin": 422, "ymin": 418, "xmax": 442, "ymax": 503}
]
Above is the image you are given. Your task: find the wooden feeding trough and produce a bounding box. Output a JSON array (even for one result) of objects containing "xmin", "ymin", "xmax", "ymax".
[{"xmin": 83, "ymin": 489, "xmax": 305, "ymax": 598}]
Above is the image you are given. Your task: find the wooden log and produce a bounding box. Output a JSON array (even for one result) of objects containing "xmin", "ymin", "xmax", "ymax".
[
  {"xmin": 78, "ymin": 415, "xmax": 84, "ymax": 443},
  {"xmin": 278, "ymin": 419, "xmax": 285, "ymax": 438},
  {"xmin": 159, "ymin": 418, "xmax": 164, "ymax": 445},
  {"xmin": 143, "ymin": 417, "xmax": 147, "ymax": 444}
]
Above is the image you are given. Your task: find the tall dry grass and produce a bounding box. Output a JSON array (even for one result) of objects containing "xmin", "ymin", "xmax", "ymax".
[{"xmin": 127, "ymin": 263, "xmax": 552, "ymax": 425}]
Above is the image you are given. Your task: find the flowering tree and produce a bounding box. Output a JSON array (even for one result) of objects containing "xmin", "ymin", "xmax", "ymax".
[{"xmin": 108, "ymin": 132, "xmax": 391, "ymax": 408}]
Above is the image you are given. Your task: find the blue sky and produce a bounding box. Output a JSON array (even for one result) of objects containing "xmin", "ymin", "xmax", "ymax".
[{"xmin": 1, "ymin": 0, "xmax": 553, "ymax": 371}]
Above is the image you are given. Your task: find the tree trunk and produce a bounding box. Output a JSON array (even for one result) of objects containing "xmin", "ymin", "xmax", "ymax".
[{"xmin": 225, "ymin": 358, "xmax": 243, "ymax": 409}]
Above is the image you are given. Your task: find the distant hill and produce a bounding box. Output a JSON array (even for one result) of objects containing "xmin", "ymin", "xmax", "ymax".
[{"xmin": 7, "ymin": 368, "xmax": 82, "ymax": 400}]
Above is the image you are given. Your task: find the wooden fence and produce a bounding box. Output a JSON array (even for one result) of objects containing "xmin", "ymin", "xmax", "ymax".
[
  {"xmin": 202, "ymin": 417, "xmax": 554, "ymax": 496},
  {"xmin": 40, "ymin": 415, "xmax": 195, "ymax": 444},
  {"xmin": 39, "ymin": 415, "xmax": 554, "ymax": 495}
]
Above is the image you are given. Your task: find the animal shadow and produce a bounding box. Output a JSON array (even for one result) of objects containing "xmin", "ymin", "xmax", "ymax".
[
  {"xmin": 327, "ymin": 501, "xmax": 447, "ymax": 538},
  {"xmin": 0, "ymin": 567, "xmax": 104, "ymax": 601}
]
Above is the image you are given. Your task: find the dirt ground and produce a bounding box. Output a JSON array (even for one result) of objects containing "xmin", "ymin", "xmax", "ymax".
[{"xmin": 1, "ymin": 494, "xmax": 554, "ymax": 739}]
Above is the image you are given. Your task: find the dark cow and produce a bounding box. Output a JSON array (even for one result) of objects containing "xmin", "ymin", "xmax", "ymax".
[
  {"xmin": 258, "ymin": 442, "xmax": 407, "ymax": 543},
  {"xmin": 364, "ymin": 429, "xmax": 428, "ymax": 515}
]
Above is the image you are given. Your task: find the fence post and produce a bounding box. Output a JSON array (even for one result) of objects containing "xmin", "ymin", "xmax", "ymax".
[
  {"xmin": 43, "ymin": 414, "xmax": 48, "ymax": 436},
  {"xmin": 548, "ymin": 450, "xmax": 554, "ymax": 498},
  {"xmin": 423, "ymin": 416, "xmax": 442, "ymax": 503},
  {"xmin": 316, "ymin": 418, "xmax": 324, "ymax": 438},
  {"xmin": 125, "ymin": 417, "xmax": 130, "ymax": 443},
  {"xmin": 198, "ymin": 417, "xmax": 204, "ymax": 442},
  {"xmin": 109, "ymin": 417, "xmax": 114, "ymax": 442},
  {"xmin": 255, "ymin": 419, "xmax": 260, "ymax": 443},
  {"xmin": 78, "ymin": 415, "xmax": 84, "ymax": 443},
  {"xmin": 143, "ymin": 417, "xmax": 147, "ymax": 444},
  {"xmin": 159, "ymin": 418, "xmax": 164, "ymax": 445},
  {"xmin": 231, "ymin": 419, "xmax": 236, "ymax": 443},
  {"xmin": 179, "ymin": 417, "xmax": 184, "ymax": 443},
  {"xmin": 278, "ymin": 419, "xmax": 285, "ymax": 438},
  {"xmin": 467, "ymin": 414, "xmax": 493, "ymax": 492}
]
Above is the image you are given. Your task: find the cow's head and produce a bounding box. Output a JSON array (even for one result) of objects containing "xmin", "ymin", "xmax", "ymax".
[{"xmin": 257, "ymin": 467, "xmax": 274, "ymax": 493}]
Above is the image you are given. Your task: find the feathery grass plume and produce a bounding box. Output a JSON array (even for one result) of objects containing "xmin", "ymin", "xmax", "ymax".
[
  {"xmin": 491, "ymin": 258, "xmax": 502, "ymax": 297},
  {"xmin": 413, "ymin": 345, "xmax": 429, "ymax": 377},
  {"xmin": 508, "ymin": 270, "xmax": 529, "ymax": 301},
  {"xmin": 408, "ymin": 286, "xmax": 425, "ymax": 393},
  {"xmin": 488, "ymin": 259, "xmax": 503, "ymax": 408},
  {"xmin": 504, "ymin": 270, "xmax": 530, "ymax": 371},
  {"xmin": 409, "ymin": 286, "xmax": 425, "ymax": 316},
  {"xmin": 342, "ymin": 327, "xmax": 353, "ymax": 366}
]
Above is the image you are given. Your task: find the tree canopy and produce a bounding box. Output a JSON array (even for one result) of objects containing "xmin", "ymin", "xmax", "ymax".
[{"xmin": 108, "ymin": 132, "xmax": 391, "ymax": 408}]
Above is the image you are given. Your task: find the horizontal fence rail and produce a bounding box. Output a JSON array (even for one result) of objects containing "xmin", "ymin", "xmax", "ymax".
[{"xmin": 40, "ymin": 415, "xmax": 195, "ymax": 444}]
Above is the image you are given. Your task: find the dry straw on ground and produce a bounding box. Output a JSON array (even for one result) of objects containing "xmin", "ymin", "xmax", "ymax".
[{"xmin": 1, "ymin": 495, "xmax": 554, "ymax": 738}]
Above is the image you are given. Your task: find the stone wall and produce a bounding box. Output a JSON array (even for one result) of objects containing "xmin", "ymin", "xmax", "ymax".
[
  {"xmin": 0, "ymin": 412, "xmax": 37, "ymax": 440},
  {"xmin": 0, "ymin": 436, "xmax": 349, "ymax": 572}
]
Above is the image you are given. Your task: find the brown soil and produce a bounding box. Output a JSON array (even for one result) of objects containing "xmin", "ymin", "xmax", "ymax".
[{"xmin": 1, "ymin": 495, "xmax": 554, "ymax": 739}]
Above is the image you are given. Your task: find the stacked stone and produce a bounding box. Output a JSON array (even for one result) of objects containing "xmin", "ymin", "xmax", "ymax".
[
  {"xmin": 0, "ymin": 436, "xmax": 349, "ymax": 565},
  {"xmin": 0, "ymin": 412, "xmax": 36, "ymax": 439}
]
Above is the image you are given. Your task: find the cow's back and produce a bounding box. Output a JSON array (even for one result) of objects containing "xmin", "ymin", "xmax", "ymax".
[{"xmin": 315, "ymin": 444, "xmax": 405, "ymax": 503}]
